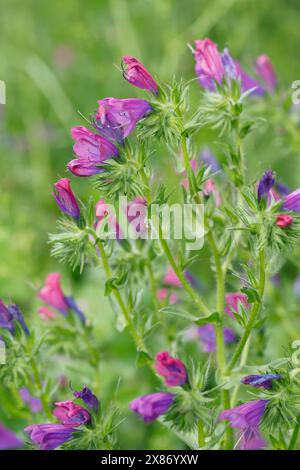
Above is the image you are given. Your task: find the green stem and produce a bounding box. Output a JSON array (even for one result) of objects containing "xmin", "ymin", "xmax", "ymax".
[
  {"xmin": 97, "ymin": 239, "xmax": 147, "ymax": 353},
  {"xmin": 30, "ymin": 358, "xmax": 52, "ymax": 420},
  {"xmin": 197, "ymin": 419, "xmax": 205, "ymax": 448},
  {"xmin": 225, "ymin": 250, "xmax": 266, "ymax": 376},
  {"xmin": 288, "ymin": 421, "xmax": 300, "ymax": 450}
]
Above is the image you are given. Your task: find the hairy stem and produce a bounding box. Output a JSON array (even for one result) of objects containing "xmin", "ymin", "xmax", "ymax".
[{"xmin": 30, "ymin": 358, "xmax": 52, "ymax": 420}]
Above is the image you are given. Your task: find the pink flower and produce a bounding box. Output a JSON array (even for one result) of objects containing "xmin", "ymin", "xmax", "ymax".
[
  {"xmin": 194, "ymin": 38, "xmax": 225, "ymax": 90},
  {"xmin": 122, "ymin": 56, "xmax": 158, "ymax": 94},
  {"xmin": 38, "ymin": 307, "xmax": 56, "ymax": 320},
  {"xmin": 53, "ymin": 178, "xmax": 80, "ymax": 219},
  {"xmin": 225, "ymin": 292, "xmax": 249, "ymax": 318},
  {"xmin": 255, "ymin": 54, "xmax": 276, "ymax": 93},
  {"xmin": 157, "ymin": 288, "xmax": 178, "ymax": 305},
  {"xmin": 95, "ymin": 199, "xmax": 122, "ymax": 239},
  {"xmin": 39, "ymin": 273, "xmax": 69, "ymax": 314},
  {"xmin": 203, "ymin": 179, "xmax": 221, "ymax": 206},
  {"xmin": 53, "ymin": 400, "xmax": 90, "ymax": 426},
  {"xmin": 68, "ymin": 126, "xmax": 118, "ymax": 177},
  {"xmin": 154, "ymin": 351, "xmax": 188, "ymax": 387},
  {"xmin": 276, "ymin": 214, "xmax": 293, "ymax": 228},
  {"xmin": 95, "ymin": 98, "xmax": 151, "ymax": 142},
  {"xmin": 164, "ymin": 267, "xmax": 182, "ymax": 288}
]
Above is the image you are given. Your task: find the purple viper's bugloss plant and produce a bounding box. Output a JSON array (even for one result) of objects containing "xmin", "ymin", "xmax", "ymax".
[
  {"xmin": 255, "ymin": 54, "xmax": 277, "ymax": 93},
  {"xmin": 0, "ymin": 423, "xmax": 22, "ymax": 450},
  {"xmin": 53, "ymin": 178, "xmax": 80, "ymax": 219},
  {"xmin": 234, "ymin": 61, "xmax": 265, "ymax": 96},
  {"xmin": 225, "ymin": 292, "xmax": 249, "ymax": 318},
  {"xmin": 0, "ymin": 300, "xmax": 29, "ymax": 335},
  {"xmin": 154, "ymin": 351, "xmax": 188, "ymax": 387},
  {"xmin": 122, "ymin": 56, "xmax": 158, "ymax": 94},
  {"xmin": 95, "ymin": 98, "xmax": 152, "ymax": 143},
  {"xmin": 220, "ymin": 400, "xmax": 268, "ymax": 450},
  {"xmin": 241, "ymin": 374, "xmax": 282, "ymax": 389},
  {"xmin": 19, "ymin": 388, "xmax": 43, "ymax": 413},
  {"xmin": 25, "ymin": 424, "xmax": 76, "ymax": 450},
  {"xmin": 74, "ymin": 386, "xmax": 99, "ymax": 412},
  {"xmin": 194, "ymin": 38, "xmax": 225, "ymax": 90},
  {"xmin": 257, "ymin": 170, "xmax": 275, "ymax": 203},
  {"xmin": 68, "ymin": 126, "xmax": 118, "ymax": 176},
  {"xmin": 130, "ymin": 392, "xmax": 174, "ymax": 422},
  {"xmin": 283, "ymin": 188, "xmax": 300, "ymax": 212},
  {"xmin": 197, "ymin": 324, "xmax": 236, "ymax": 353},
  {"xmin": 53, "ymin": 400, "xmax": 91, "ymax": 426}
]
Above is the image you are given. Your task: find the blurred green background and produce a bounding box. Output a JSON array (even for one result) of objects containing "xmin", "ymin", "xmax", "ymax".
[{"xmin": 1, "ymin": 0, "xmax": 300, "ymax": 449}]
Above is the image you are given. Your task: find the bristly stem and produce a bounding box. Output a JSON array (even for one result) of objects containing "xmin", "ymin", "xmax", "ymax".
[
  {"xmin": 225, "ymin": 249, "xmax": 266, "ymax": 375},
  {"xmin": 30, "ymin": 358, "xmax": 52, "ymax": 420},
  {"xmin": 96, "ymin": 239, "xmax": 148, "ymax": 354}
]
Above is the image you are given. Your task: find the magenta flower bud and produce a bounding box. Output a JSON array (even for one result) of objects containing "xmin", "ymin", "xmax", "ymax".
[
  {"xmin": 0, "ymin": 423, "xmax": 22, "ymax": 450},
  {"xmin": 73, "ymin": 386, "xmax": 99, "ymax": 412},
  {"xmin": 38, "ymin": 306, "xmax": 56, "ymax": 320},
  {"xmin": 225, "ymin": 292, "xmax": 249, "ymax": 318},
  {"xmin": 241, "ymin": 374, "xmax": 282, "ymax": 389},
  {"xmin": 154, "ymin": 351, "xmax": 187, "ymax": 387},
  {"xmin": 68, "ymin": 126, "xmax": 118, "ymax": 177},
  {"xmin": 122, "ymin": 56, "xmax": 158, "ymax": 94},
  {"xmin": 25, "ymin": 424, "xmax": 76, "ymax": 450},
  {"xmin": 53, "ymin": 178, "xmax": 80, "ymax": 219},
  {"xmin": 130, "ymin": 392, "xmax": 174, "ymax": 422},
  {"xmin": 157, "ymin": 288, "xmax": 178, "ymax": 305},
  {"xmin": 53, "ymin": 400, "xmax": 91, "ymax": 426},
  {"xmin": 256, "ymin": 54, "xmax": 276, "ymax": 93},
  {"xmin": 194, "ymin": 38, "xmax": 224, "ymax": 90},
  {"xmin": 234, "ymin": 61, "xmax": 265, "ymax": 96},
  {"xmin": 257, "ymin": 170, "xmax": 275, "ymax": 203},
  {"xmin": 197, "ymin": 324, "xmax": 236, "ymax": 353},
  {"xmin": 220, "ymin": 400, "xmax": 268, "ymax": 450},
  {"xmin": 39, "ymin": 273, "xmax": 69, "ymax": 314},
  {"xmin": 95, "ymin": 98, "xmax": 152, "ymax": 142},
  {"xmin": 276, "ymin": 214, "xmax": 293, "ymax": 228},
  {"xmin": 0, "ymin": 300, "xmax": 29, "ymax": 335},
  {"xmin": 19, "ymin": 388, "xmax": 42, "ymax": 413},
  {"xmin": 283, "ymin": 188, "xmax": 300, "ymax": 212}
]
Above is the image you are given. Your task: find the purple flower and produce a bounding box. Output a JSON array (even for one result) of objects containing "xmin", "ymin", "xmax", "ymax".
[
  {"xmin": 0, "ymin": 423, "xmax": 22, "ymax": 450},
  {"xmin": 197, "ymin": 324, "xmax": 236, "ymax": 353},
  {"xmin": 19, "ymin": 388, "xmax": 43, "ymax": 413},
  {"xmin": 283, "ymin": 188, "xmax": 300, "ymax": 212},
  {"xmin": 53, "ymin": 178, "xmax": 80, "ymax": 219},
  {"xmin": 241, "ymin": 374, "xmax": 282, "ymax": 389},
  {"xmin": 95, "ymin": 98, "xmax": 152, "ymax": 143},
  {"xmin": 64, "ymin": 296, "xmax": 86, "ymax": 323},
  {"xmin": 256, "ymin": 55, "xmax": 276, "ymax": 93},
  {"xmin": 276, "ymin": 182, "xmax": 290, "ymax": 197},
  {"xmin": 257, "ymin": 170, "xmax": 275, "ymax": 203},
  {"xmin": 200, "ymin": 148, "xmax": 220, "ymax": 172},
  {"xmin": 294, "ymin": 275, "xmax": 300, "ymax": 298},
  {"xmin": 73, "ymin": 386, "xmax": 99, "ymax": 412},
  {"xmin": 0, "ymin": 300, "xmax": 29, "ymax": 335},
  {"xmin": 221, "ymin": 48, "xmax": 238, "ymax": 81},
  {"xmin": 225, "ymin": 292, "xmax": 249, "ymax": 318},
  {"xmin": 220, "ymin": 400, "xmax": 268, "ymax": 450},
  {"xmin": 53, "ymin": 400, "xmax": 90, "ymax": 426},
  {"xmin": 122, "ymin": 56, "xmax": 158, "ymax": 95},
  {"xmin": 234, "ymin": 61, "xmax": 265, "ymax": 96},
  {"xmin": 130, "ymin": 392, "xmax": 174, "ymax": 422},
  {"xmin": 154, "ymin": 351, "xmax": 187, "ymax": 387},
  {"xmin": 25, "ymin": 424, "xmax": 76, "ymax": 450},
  {"xmin": 68, "ymin": 126, "xmax": 118, "ymax": 177},
  {"xmin": 194, "ymin": 38, "xmax": 225, "ymax": 90}
]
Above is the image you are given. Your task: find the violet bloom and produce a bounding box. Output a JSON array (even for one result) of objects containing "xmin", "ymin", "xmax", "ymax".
[
  {"xmin": 197, "ymin": 324, "xmax": 236, "ymax": 353},
  {"xmin": 19, "ymin": 388, "xmax": 42, "ymax": 413},
  {"xmin": 0, "ymin": 423, "xmax": 22, "ymax": 450},
  {"xmin": 25, "ymin": 424, "xmax": 76, "ymax": 450},
  {"xmin": 257, "ymin": 170, "xmax": 275, "ymax": 203},
  {"xmin": 234, "ymin": 61, "xmax": 265, "ymax": 96},
  {"xmin": 241, "ymin": 374, "xmax": 282, "ymax": 389},
  {"xmin": 225, "ymin": 292, "xmax": 249, "ymax": 318},
  {"xmin": 130, "ymin": 392, "xmax": 174, "ymax": 422},
  {"xmin": 256, "ymin": 55, "xmax": 277, "ymax": 93},
  {"xmin": 122, "ymin": 56, "xmax": 158, "ymax": 95},
  {"xmin": 53, "ymin": 178, "xmax": 80, "ymax": 219},
  {"xmin": 74, "ymin": 386, "xmax": 99, "ymax": 412},
  {"xmin": 221, "ymin": 48, "xmax": 238, "ymax": 81},
  {"xmin": 283, "ymin": 188, "xmax": 300, "ymax": 212},
  {"xmin": 200, "ymin": 148, "xmax": 220, "ymax": 172},
  {"xmin": 194, "ymin": 38, "xmax": 225, "ymax": 91},
  {"xmin": 53, "ymin": 400, "xmax": 90, "ymax": 426},
  {"xmin": 0, "ymin": 300, "xmax": 29, "ymax": 335},
  {"xmin": 154, "ymin": 351, "xmax": 187, "ymax": 387},
  {"xmin": 68, "ymin": 126, "xmax": 118, "ymax": 177},
  {"xmin": 220, "ymin": 400, "xmax": 268, "ymax": 450},
  {"xmin": 95, "ymin": 98, "xmax": 152, "ymax": 143}
]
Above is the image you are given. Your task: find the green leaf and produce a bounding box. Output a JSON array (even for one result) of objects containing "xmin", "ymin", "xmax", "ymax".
[
  {"xmin": 241, "ymin": 286, "xmax": 260, "ymax": 303},
  {"xmin": 195, "ymin": 311, "xmax": 221, "ymax": 325}
]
